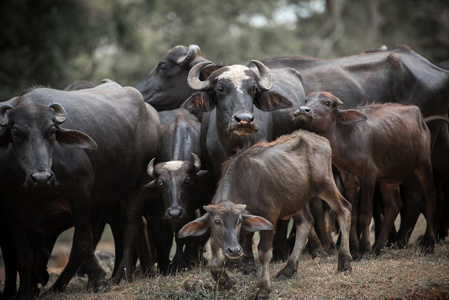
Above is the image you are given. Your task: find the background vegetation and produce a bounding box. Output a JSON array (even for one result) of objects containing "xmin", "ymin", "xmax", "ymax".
[{"xmin": 1, "ymin": 0, "xmax": 448, "ymax": 101}]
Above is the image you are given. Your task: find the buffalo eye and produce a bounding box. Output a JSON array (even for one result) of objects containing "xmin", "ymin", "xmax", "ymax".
[
  {"xmin": 12, "ymin": 130, "xmax": 20, "ymax": 139},
  {"xmin": 324, "ymin": 101, "xmax": 331, "ymax": 107},
  {"xmin": 157, "ymin": 179, "xmax": 164, "ymax": 187},
  {"xmin": 250, "ymin": 85, "xmax": 258, "ymax": 94},
  {"xmin": 159, "ymin": 63, "xmax": 168, "ymax": 71},
  {"xmin": 304, "ymin": 99, "xmax": 308, "ymax": 104},
  {"xmin": 185, "ymin": 177, "xmax": 191, "ymax": 184},
  {"xmin": 214, "ymin": 219, "xmax": 221, "ymax": 225},
  {"xmin": 216, "ymin": 85, "xmax": 225, "ymax": 93}
]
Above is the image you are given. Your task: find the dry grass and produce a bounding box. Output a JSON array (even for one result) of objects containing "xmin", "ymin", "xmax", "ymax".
[{"xmin": 37, "ymin": 239, "xmax": 449, "ymax": 300}]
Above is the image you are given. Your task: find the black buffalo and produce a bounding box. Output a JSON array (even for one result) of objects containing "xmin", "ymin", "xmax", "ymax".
[
  {"xmin": 144, "ymin": 109, "xmax": 213, "ymax": 272},
  {"xmin": 0, "ymin": 82, "xmax": 161, "ymax": 298}
]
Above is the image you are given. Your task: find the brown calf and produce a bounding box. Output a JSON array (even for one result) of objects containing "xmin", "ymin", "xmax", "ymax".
[
  {"xmin": 179, "ymin": 130, "xmax": 352, "ymax": 300},
  {"xmin": 295, "ymin": 92, "xmax": 437, "ymax": 258}
]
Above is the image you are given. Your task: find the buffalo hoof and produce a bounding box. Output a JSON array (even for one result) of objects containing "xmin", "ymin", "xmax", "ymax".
[
  {"xmin": 254, "ymin": 287, "xmax": 270, "ymax": 300},
  {"xmin": 420, "ymin": 239, "xmax": 435, "ymax": 254},
  {"xmin": 87, "ymin": 277, "xmax": 109, "ymax": 293},
  {"xmin": 276, "ymin": 262, "xmax": 296, "ymax": 281},
  {"xmin": 337, "ymin": 254, "xmax": 352, "ymax": 272},
  {"xmin": 372, "ymin": 243, "xmax": 384, "ymax": 256},
  {"xmin": 310, "ymin": 246, "xmax": 331, "ymax": 259}
]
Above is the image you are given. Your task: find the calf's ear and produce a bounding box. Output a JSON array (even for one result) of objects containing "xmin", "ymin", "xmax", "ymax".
[
  {"xmin": 178, "ymin": 213, "xmax": 210, "ymax": 238},
  {"xmin": 241, "ymin": 214, "xmax": 274, "ymax": 232},
  {"xmin": 56, "ymin": 127, "xmax": 98, "ymax": 150},
  {"xmin": 337, "ymin": 110, "xmax": 367, "ymax": 125},
  {"xmin": 254, "ymin": 92, "xmax": 293, "ymax": 112}
]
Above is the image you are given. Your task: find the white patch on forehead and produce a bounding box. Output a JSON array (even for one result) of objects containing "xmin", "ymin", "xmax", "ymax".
[
  {"xmin": 217, "ymin": 65, "xmax": 251, "ymax": 94},
  {"xmin": 162, "ymin": 161, "xmax": 184, "ymax": 171}
]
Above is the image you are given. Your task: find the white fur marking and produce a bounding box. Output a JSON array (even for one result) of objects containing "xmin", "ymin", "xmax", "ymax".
[
  {"xmin": 217, "ymin": 65, "xmax": 251, "ymax": 94},
  {"xmin": 163, "ymin": 161, "xmax": 184, "ymax": 171}
]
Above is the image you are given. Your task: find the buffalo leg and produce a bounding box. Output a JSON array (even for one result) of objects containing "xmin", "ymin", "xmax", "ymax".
[
  {"xmin": 255, "ymin": 228, "xmax": 275, "ymax": 300},
  {"xmin": 276, "ymin": 207, "xmax": 313, "ymax": 280},
  {"xmin": 318, "ymin": 179, "xmax": 352, "ymax": 271},
  {"xmin": 372, "ymin": 184, "xmax": 402, "ymax": 255}
]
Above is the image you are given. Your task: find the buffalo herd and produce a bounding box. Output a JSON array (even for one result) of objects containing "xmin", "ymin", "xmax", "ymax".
[{"xmin": 0, "ymin": 44, "xmax": 448, "ymax": 300}]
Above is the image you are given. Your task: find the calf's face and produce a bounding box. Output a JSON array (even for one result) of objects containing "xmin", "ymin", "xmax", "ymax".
[
  {"xmin": 294, "ymin": 92, "xmax": 367, "ymax": 133},
  {"xmin": 145, "ymin": 154, "xmax": 205, "ymax": 222},
  {"xmin": 178, "ymin": 201, "xmax": 274, "ymax": 259}
]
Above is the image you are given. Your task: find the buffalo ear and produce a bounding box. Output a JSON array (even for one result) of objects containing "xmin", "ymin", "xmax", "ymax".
[
  {"xmin": 241, "ymin": 214, "xmax": 274, "ymax": 232},
  {"xmin": 56, "ymin": 127, "xmax": 98, "ymax": 150},
  {"xmin": 183, "ymin": 92, "xmax": 215, "ymax": 113},
  {"xmin": 337, "ymin": 110, "xmax": 367, "ymax": 125},
  {"xmin": 254, "ymin": 92, "xmax": 293, "ymax": 112},
  {"xmin": 178, "ymin": 213, "xmax": 210, "ymax": 238}
]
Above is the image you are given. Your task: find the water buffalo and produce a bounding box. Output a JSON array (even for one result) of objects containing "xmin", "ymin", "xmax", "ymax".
[
  {"xmin": 263, "ymin": 45, "xmax": 449, "ymax": 248},
  {"xmin": 135, "ymin": 44, "xmax": 219, "ymax": 111},
  {"xmin": 144, "ymin": 110, "xmax": 213, "ymax": 272},
  {"xmin": 179, "ymin": 130, "xmax": 352, "ymax": 300},
  {"xmin": 295, "ymin": 91, "xmax": 439, "ymax": 257},
  {"xmin": 0, "ymin": 82, "xmax": 161, "ymax": 298}
]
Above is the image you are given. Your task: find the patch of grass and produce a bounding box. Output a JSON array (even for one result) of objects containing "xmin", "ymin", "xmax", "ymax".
[{"xmin": 37, "ymin": 239, "xmax": 449, "ymax": 300}]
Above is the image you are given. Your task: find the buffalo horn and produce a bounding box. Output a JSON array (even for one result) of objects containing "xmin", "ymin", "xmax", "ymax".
[
  {"xmin": 147, "ymin": 158, "xmax": 156, "ymax": 178},
  {"xmin": 191, "ymin": 153, "xmax": 201, "ymax": 173},
  {"xmin": 49, "ymin": 102, "xmax": 67, "ymax": 124},
  {"xmin": 0, "ymin": 104, "xmax": 14, "ymax": 126},
  {"xmin": 251, "ymin": 60, "xmax": 272, "ymax": 91},
  {"xmin": 187, "ymin": 61, "xmax": 214, "ymax": 90},
  {"xmin": 177, "ymin": 44, "xmax": 200, "ymax": 65}
]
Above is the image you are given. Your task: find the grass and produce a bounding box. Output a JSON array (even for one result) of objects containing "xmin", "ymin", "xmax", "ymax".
[
  {"xmin": 37, "ymin": 238, "xmax": 449, "ymax": 300},
  {"xmin": 3, "ymin": 216, "xmax": 448, "ymax": 299}
]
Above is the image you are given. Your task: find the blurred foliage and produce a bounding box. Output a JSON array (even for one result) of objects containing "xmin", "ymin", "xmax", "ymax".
[{"xmin": 0, "ymin": 0, "xmax": 448, "ymax": 101}]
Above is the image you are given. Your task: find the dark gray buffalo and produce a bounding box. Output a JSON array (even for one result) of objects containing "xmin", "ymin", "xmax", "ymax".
[
  {"xmin": 144, "ymin": 109, "xmax": 214, "ymax": 272},
  {"xmin": 179, "ymin": 130, "xmax": 352, "ymax": 300},
  {"xmin": 0, "ymin": 82, "xmax": 160, "ymax": 299}
]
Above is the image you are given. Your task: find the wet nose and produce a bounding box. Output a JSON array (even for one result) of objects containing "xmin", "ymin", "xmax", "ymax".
[
  {"xmin": 31, "ymin": 171, "xmax": 53, "ymax": 186},
  {"xmin": 295, "ymin": 106, "xmax": 311, "ymax": 116},
  {"xmin": 225, "ymin": 245, "xmax": 243, "ymax": 258},
  {"xmin": 234, "ymin": 113, "xmax": 255, "ymax": 125},
  {"xmin": 167, "ymin": 207, "xmax": 183, "ymax": 218}
]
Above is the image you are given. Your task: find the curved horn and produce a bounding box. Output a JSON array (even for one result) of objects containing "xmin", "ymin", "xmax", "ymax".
[
  {"xmin": 147, "ymin": 158, "xmax": 156, "ymax": 178},
  {"xmin": 177, "ymin": 44, "xmax": 200, "ymax": 65},
  {"xmin": 0, "ymin": 104, "xmax": 14, "ymax": 126},
  {"xmin": 191, "ymin": 153, "xmax": 201, "ymax": 173},
  {"xmin": 187, "ymin": 61, "xmax": 214, "ymax": 90},
  {"xmin": 49, "ymin": 102, "xmax": 67, "ymax": 124},
  {"xmin": 251, "ymin": 60, "xmax": 272, "ymax": 91}
]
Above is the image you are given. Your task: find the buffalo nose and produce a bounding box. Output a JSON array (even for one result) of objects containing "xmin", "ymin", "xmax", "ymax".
[
  {"xmin": 295, "ymin": 106, "xmax": 311, "ymax": 116},
  {"xmin": 31, "ymin": 172, "xmax": 53, "ymax": 186},
  {"xmin": 226, "ymin": 245, "xmax": 243, "ymax": 258},
  {"xmin": 234, "ymin": 113, "xmax": 255, "ymax": 125},
  {"xmin": 167, "ymin": 207, "xmax": 183, "ymax": 218}
]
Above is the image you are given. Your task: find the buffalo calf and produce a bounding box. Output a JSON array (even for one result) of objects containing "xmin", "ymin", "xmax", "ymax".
[
  {"xmin": 295, "ymin": 92, "xmax": 437, "ymax": 258},
  {"xmin": 179, "ymin": 130, "xmax": 352, "ymax": 300}
]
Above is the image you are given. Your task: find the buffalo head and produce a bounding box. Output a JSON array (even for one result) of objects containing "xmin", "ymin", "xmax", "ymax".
[
  {"xmin": 294, "ymin": 92, "xmax": 367, "ymax": 134},
  {"xmin": 178, "ymin": 201, "xmax": 273, "ymax": 259},
  {"xmin": 183, "ymin": 60, "xmax": 293, "ymax": 136},
  {"xmin": 136, "ymin": 44, "xmax": 219, "ymax": 111},
  {"xmin": 0, "ymin": 102, "xmax": 97, "ymax": 188},
  {"xmin": 145, "ymin": 153, "xmax": 207, "ymax": 222}
]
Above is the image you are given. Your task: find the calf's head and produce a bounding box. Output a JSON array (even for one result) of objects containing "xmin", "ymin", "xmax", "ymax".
[
  {"xmin": 145, "ymin": 153, "xmax": 206, "ymax": 221},
  {"xmin": 294, "ymin": 91, "xmax": 367, "ymax": 134},
  {"xmin": 0, "ymin": 102, "xmax": 97, "ymax": 188},
  {"xmin": 178, "ymin": 201, "xmax": 274, "ymax": 259},
  {"xmin": 183, "ymin": 60, "xmax": 293, "ymax": 136}
]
